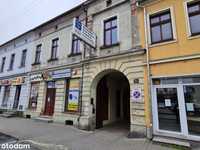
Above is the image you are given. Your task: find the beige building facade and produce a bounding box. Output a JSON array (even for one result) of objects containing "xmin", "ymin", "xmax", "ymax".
[{"xmin": 17, "ymin": 0, "xmax": 147, "ymax": 136}]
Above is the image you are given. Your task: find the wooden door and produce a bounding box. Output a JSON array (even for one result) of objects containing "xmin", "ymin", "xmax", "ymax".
[
  {"xmin": 44, "ymin": 83, "xmax": 56, "ymax": 116},
  {"xmin": 96, "ymin": 77, "xmax": 109, "ymax": 129},
  {"xmin": 13, "ymin": 85, "xmax": 21, "ymax": 109}
]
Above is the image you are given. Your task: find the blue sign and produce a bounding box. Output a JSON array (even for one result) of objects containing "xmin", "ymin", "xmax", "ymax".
[
  {"xmin": 50, "ymin": 69, "xmax": 71, "ymax": 79},
  {"xmin": 75, "ymin": 19, "xmax": 82, "ymax": 31}
]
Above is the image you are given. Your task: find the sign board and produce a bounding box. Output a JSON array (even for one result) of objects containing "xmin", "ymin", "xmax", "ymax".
[
  {"xmin": 0, "ymin": 80, "xmax": 12, "ymax": 86},
  {"xmin": 12, "ymin": 77, "xmax": 25, "ymax": 85},
  {"xmin": 131, "ymin": 88, "xmax": 142, "ymax": 102},
  {"xmin": 30, "ymin": 74, "xmax": 43, "ymax": 82},
  {"xmin": 51, "ymin": 69, "xmax": 71, "ymax": 79},
  {"xmin": 72, "ymin": 18, "xmax": 97, "ymax": 48}
]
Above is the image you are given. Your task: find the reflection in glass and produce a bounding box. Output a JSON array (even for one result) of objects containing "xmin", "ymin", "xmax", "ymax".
[
  {"xmin": 184, "ymin": 85, "xmax": 200, "ymax": 136},
  {"xmin": 156, "ymin": 88, "xmax": 181, "ymax": 132}
]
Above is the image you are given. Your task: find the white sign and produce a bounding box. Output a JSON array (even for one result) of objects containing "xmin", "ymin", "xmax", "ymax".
[
  {"xmin": 72, "ymin": 18, "xmax": 97, "ymax": 48},
  {"xmin": 186, "ymin": 103, "xmax": 194, "ymax": 112},
  {"xmin": 132, "ymin": 88, "xmax": 142, "ymax": 101},
  {"xmin": 165, "ymin": 99, "xmax": 172, "ymax": 107},
  {"xmin": 30, "ymin": 74, "xmax": 43, "ymax": 82}
]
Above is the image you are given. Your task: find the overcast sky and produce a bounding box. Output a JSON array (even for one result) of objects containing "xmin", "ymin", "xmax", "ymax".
[{"xmin": 0, "ymin": 0, "xmax": 85, "ymax": 45}]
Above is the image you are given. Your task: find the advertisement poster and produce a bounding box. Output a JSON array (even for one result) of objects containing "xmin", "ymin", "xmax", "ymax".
[
  {"xmin": 68, "ymin": 89, "xmax": 79, "ymax": 111},
  {"xmin": 67, "ymin": 79, "xmax": 80, "ymax": 111}
]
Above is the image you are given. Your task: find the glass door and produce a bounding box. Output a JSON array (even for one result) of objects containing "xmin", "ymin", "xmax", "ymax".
[
  {"xmin": 155, "ymin": 87, "xmax": 181, "ymax": 132},
  {"xmin": 183, "ymin": 85, "xmax": 200, "ymax": 136}
]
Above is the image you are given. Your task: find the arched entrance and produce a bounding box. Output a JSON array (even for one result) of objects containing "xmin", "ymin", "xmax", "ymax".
[{"xmin": 92, "ymin": 70, "xmax": 130, "ymax": 129}]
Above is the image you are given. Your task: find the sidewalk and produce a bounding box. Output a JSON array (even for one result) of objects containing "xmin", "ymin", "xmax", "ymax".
[{"xmin": 0, "ymin": 117, "xmax": 176, "ymax": 150}]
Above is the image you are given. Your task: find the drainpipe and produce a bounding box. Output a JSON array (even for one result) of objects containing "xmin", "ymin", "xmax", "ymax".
[
  {"xmin": 78, "ymin": 5, "xmax": 88, "ymax": 129},
  {"xmin": 136, "ymin": 1, "xmax": 153, "ymax": 139}
]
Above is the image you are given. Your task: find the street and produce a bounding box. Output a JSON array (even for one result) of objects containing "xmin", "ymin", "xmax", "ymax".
[{"xmin": 0, "ymin": 117, "xmax": 177, "ymax": 150}]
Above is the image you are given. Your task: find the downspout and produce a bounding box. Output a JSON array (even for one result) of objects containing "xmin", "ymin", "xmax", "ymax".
[
  {"xmin": 144, "ymin": 6, "xmax": 153, "ymax": 140},
  {"xmin": 78, "ymin": 6, "xmax": 88, "ymax": 129},
  {"xmin": 137, "ymin": 1, "xmax": 153, "ymax": 139}
]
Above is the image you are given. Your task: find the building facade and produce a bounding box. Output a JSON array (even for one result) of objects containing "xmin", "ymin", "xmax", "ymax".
[
  {"xmin": 25, "ymin": 6, "xmax": 86, "ymax": 125},
  {"xmin": 137, "ymin": 0, "xmax": 200, "ymax": 141},
  {"xmin": 24, "ymin": 0, "xmax": 147, "ymax": 135},
  {"xmin": 0, "ymin": 32, "xmax": 34, "ymax": 112},
  {"xmin": 0, "ymin": 0, "xmax": 148, "ymax": 137}
]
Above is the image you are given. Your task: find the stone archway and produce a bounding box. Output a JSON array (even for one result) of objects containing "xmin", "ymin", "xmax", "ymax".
[{"xmin": 90, "ymin": 69, "xmax": 130, "ymax": 129}]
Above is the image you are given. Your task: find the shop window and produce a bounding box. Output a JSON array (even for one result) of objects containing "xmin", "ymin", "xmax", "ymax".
[
  {"xmin": 149, "ymin": 9, "xmax": 174, "ymax": 44},
  {"xmin": 20, "ymin": 49, "xmax": 27, "ymax": 67},
  {"xmin": 8, "ymin": 54, "xmax": 15, "ymax": 71},
  {"xmin": 2, "ymin": 86, "xmax": 10, "ymax": 107},
  {"xmin": 71, "ymin": 35, "xmax": 81, "ymax": 55},
  {"xmin": 104, "ymin": 16, "xmax": 118, "ymax": 46},
  {"xmin": 187, "ymin": 1, "xmax": 200, "ymax": 36},
  {"xmin": 0, "ymin": 57, "xmax": 6, "ymax": 73},
  {"xmin": 29, "ymin": 83, "xmax": 40, "ymax": 110},
  {"xmin": 65, "ymin": 78, "xmax": 80, "ymax": 112}
]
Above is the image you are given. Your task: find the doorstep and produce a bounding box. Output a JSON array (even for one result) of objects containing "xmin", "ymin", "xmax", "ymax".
[{"xmin": 153, "ymin": 136, "xmax": 191, "ymax": 148}]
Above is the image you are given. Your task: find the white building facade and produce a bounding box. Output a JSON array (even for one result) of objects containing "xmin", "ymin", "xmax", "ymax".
[{"xmin": 0, "ymin": 32, "xmax": 34, "ymax": 112}]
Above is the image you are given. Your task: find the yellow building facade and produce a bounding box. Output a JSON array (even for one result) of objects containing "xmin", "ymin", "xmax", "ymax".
[{"xmin": 137, "ymin": 0, "xmax": 200, "ymax": 141}]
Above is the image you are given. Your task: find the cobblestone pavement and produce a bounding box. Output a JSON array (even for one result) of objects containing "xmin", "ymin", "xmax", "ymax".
[{"xmin": 0, "ymin": 117, "xmax": 179, "ymax": 150}]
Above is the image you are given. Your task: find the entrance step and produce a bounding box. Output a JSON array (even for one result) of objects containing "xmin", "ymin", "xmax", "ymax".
[
  {"xmin": 34, "ymin": 116, "xmax": 53, "ymax": 123},
  {"xmin": 0, "ymin": 111, "xmax": 18, "ymax": 118},
  {"xmin": 153, "ymin": 136, "xmax": 191, "ymax": 148}
]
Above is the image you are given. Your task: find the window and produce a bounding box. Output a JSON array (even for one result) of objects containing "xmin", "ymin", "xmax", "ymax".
[
  {"xmin": 20, "ymin": 49, "xmax": 27, "ymax": 67},
  {"xmin": 106, "ymin": 0, "xmax": 112, "ymax": 7},
  {"xmin": 50, "ymin": 38, "xmax": 59, "ymax": 60},
  {"xmin": 0, "ymin": 57, "xmax": 6, "ymax": 72},
  {"xmin": 104, "ymin": 16, "xmax": 118, "ymax": 46},
  {"xmin": 150, "ymin": 9, "xmax": 173, "ymax": 44},
  {"xmin": 187, "ymin": 1, "xmax": 200, "ymax": 36},
  {"xmin": 29, "ymin": 83, "xmax": 40, "ymax": 110},
  {"xmin": 9, "ymin": 54, "xmax": 15, "ymax": 71},
  {"xmin": 34, "ymin": 44, "xmax": 41, "ymax": 64},
  {"xmin": 71, "ymin": 36, "xmax": 81, "ymax": 55}
]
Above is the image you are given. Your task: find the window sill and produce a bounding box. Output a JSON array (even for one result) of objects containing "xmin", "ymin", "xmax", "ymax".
[
  {"xmin": 32, "ymin": 62, "xmax": 41, "ymax": 66},
  {"xmin": 47, "ymin": 58, "xmax": 58, "ymax": 62},
  {"xmin": 188, "ymin": 34, "xmax": 200, "ymax": 40},
  {"xmin": 68, "ymin": 53, "xmax": 82, "ymax": 57},
  {"xmin": 62, "ymin": 111, "xmax": 80, "ymax": 115},
  {"xmin": 100, "ymin": 42, "xmax": 120, "ymax": 50},
  {"xmin": 149, "ymin": 39, "xmax": 177, "ymax": 48}
]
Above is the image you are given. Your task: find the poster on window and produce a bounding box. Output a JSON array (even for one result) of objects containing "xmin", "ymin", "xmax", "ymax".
[{"xmin": 68, "ymin": 89, "xmax": 79, "ymax": 111}]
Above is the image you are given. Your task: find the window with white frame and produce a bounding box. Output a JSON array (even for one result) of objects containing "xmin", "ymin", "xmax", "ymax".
[
  {"xmin": 149, "ymin": 9, "xmax": 174, "ymax": 44},
  {"xmin": 187, "ymin": 0, "xmax": 200, "ymax": 36}
]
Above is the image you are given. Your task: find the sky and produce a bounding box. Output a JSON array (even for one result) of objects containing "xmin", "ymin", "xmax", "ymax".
[{"xmin": 0, "ymin": 0, "xmax": 86, "ymax": 45}]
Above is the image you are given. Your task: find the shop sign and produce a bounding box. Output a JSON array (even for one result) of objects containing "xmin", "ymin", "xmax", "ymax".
[
  {"xmin": 50, "ymin": 69, "xmax": 71, "ymax": 79},
  {"xmin": 30, "ymin": 74, "xmax": 43, "ymax": 82},
  {"xmin": 131, "ymin": 88, "xmax": 142, "ymax": 102},
  {"xmin": 72, "ymin": 18, "xmax": 97, "ymax": 48},
  {"xmin": 0, "ymin": 80, "xmax": 12, "ymax": 86},
  {"xmin": 12, "ymin": 77, "xmax": 25, "ymax": 85}
]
